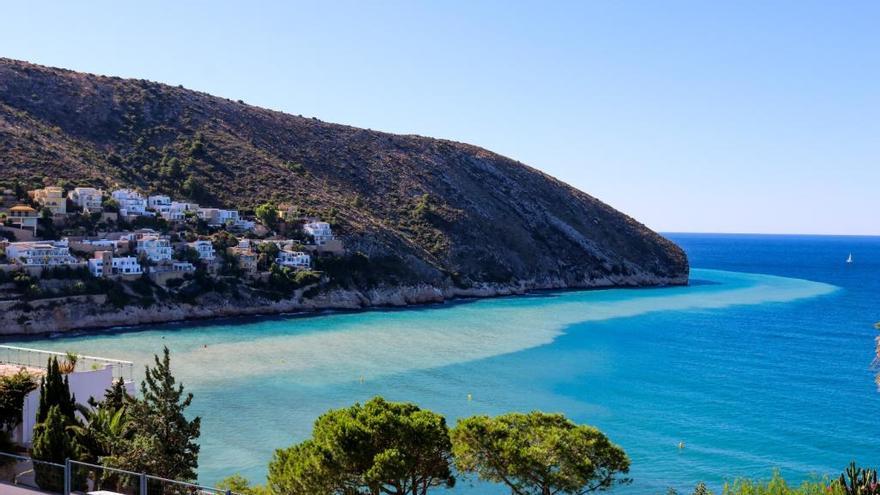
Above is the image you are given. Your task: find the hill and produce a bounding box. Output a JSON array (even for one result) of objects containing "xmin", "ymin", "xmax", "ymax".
[{"xmin": 0, "ymin": 58, "xmax": 687, "ymax": 291}]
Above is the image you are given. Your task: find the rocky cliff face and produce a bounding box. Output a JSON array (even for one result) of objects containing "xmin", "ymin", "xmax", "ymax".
[{"xmin": 0, "ymin": 58, "xmax": 687, "ymax": 319}]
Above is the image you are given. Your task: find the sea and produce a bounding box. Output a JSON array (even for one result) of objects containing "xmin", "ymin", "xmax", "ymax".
[{"xmin": 4, "ymin": 233, "xmax": 879, "ymax": 493}]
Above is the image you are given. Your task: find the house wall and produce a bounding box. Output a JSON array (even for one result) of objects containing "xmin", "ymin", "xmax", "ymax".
[{"xmin": 16, "ymin": 366, "xmax": 135, "ymax": 445}]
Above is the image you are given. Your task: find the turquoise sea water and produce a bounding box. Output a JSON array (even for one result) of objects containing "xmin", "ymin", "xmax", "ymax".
[{"xmin": 4, "ymin": 233, "xmax": 879, "ymax": 493}]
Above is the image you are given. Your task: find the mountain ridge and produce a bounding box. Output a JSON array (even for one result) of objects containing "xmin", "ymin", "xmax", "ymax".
[{"xmin": 0, "ymin": 57, "xmax": 688, "ymax": 290}]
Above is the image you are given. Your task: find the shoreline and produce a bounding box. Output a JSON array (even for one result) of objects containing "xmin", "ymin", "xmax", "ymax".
[{"xmin": 0, "ymin": 273, "xmax": 688, "ymax": 338}]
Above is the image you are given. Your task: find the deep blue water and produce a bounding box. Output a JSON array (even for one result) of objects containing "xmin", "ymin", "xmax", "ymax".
[{"xmin": 6, "ymin": 233, "xmax": 879, "ymax": 493}]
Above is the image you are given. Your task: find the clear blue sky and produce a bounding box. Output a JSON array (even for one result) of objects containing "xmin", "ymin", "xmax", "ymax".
[{"xmin": 3, "ymin": 1, "xmax": 878, "ymax": 235}]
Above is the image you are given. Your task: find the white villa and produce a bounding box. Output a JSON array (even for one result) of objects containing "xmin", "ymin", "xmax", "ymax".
[
  {"xmin": 29, "ymin": 187, "xmax": 67, "ymax": 216},
  {"xmin": 172, "ymin": 261, "xmax": 196, "ymax": 272},
  {"xmin": 5, "ymin": 240, "xmax": 78, "ymax": 266},
  {"xmin": 276, "ymin": 250, "xmax": 311, "ymax": 269},
  {"xmin": 304, "ymin": 221, "xmax": 334, "ymax": 245},
  {"xmin": 88, "ymin": 252, "xmax": 143, "ymax": 277},
  {"xmin": 198, "ymin": 208, "xmax": 244, "ymax": 228},
  {"xmin": 0, "ymin": 345, "xmax": 135, "ymax": 446},
  {"xmin": 67, "ymin": 187, "xmax": 104, "ymax": 212},
  {"xmin": 188, "ymin": 240, "xmax": 216, "ymax": 261},
  {"xmin": 111, "ymin": 189, "xmax": 148, "ymax": 217},
  {"xmin": 135, "ymin": 235, "xmax": 173, "ymax": 262}
]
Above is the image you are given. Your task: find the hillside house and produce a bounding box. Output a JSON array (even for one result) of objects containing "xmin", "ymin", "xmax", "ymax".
[
  {"xmin": 188, "ymin": 240, "xmax": 216, "ymax": 261},
  {"xmin": 304, "ymin": 221, "xmax": 334, "ymax": 245},
  {"xmin": 88, "ymin": 251, "xmax": 143, "ymax": 278},
  {"xmin": 7, "ymin": 205, "xmax": 39, "ymax": 232},
  {"xmin": 228, "ymin": 246, "xmax": 258, "ymax": 275},
  {"xmin": 29, "ymin": 187, "xmax": 67, "ymax": 216},
  {"xmin": 276, "ymin": 250, "xmax": 311, "ymax": 269},
  {"xmin": 5, "ymin": 240, "xmax": 78, "ymax": 266},
  {"xmin": 111, "ymin": 189, "xmax": 148, "ymax": 217},
  {"xmin": 135, "ymin": 235, "xmax": 173, "ymax": 262},
  {"xmin": 67, "ymin": 187, "xmax": 104, "ymax": 212}
]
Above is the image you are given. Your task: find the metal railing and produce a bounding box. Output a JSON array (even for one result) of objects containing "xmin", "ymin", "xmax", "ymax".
[
  {"xmin": 0, "ymin": 452, "xmax": 240, "ymax": 495},
  {"xmin": 0, "ymin": 344, "xmax": 135, "ymax": 382},
  {"xmin": 0, "ymin": 450, "xmax": 66, "ymax": 494}
]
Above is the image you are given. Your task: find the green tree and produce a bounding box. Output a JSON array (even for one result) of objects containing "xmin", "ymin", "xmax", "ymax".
[
  {"xmin": 0, "ymin": 370, "xmax": 37, "ymax": 430},
  {"xmin": 37, "ymin": 357, "xmax": 77, "ymax": 424},
  {"xmin": 32, "ymin": 405, "xmax": 78, "ymax": 491},
  {"xmin": 217, "ymin": 474, "xmax": 270, "ymax": 495},
  {"xmin": 268, "ymin": 396, "xmax": 455, "ymax": 495},
  {"xmin": 451, "ymin": 412, "xmax": 630, "ymax": 495},
  {"xmin": 255, "ymin": 202, "xmax": 279, "ymax": 230},
  {"xmin": 107, "ymin": 347, "xmax": 200, "ymax": 481}
]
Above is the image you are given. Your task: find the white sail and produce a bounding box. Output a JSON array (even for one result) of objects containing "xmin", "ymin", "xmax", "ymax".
[{"xmin": 846, "ymin": 253, "xmax": 853, "ymax": 263}]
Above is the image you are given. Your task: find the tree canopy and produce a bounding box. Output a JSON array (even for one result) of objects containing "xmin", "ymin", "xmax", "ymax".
[
  {"xmin": 451, "ymin": 412, "xmax": 630, "ymax": 495},
  {"xmin": 268, "ymin": 396, "xmax": 455, "ymax": 495},
  {"xmin": 106, "ymin": 347, "xmax": 200, "ymax": 481}
]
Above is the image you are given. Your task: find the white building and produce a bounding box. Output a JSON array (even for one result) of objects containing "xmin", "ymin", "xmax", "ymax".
[
  {"xmin": 5, "ymin": 240, "xmax": 78, "ymax": 266},
  {"xmin": 88, "ymin": 254, "xmax": 142, "ymax": 277},
  {"xmin": 276, "ymin": 250, "xmax": 311, "ymax": 269},
  {"xmin": 78, "ymin": 238, "xmax": 122, "ymax": 251},
  {"xmin": 147, "ymin": 195, "xmax": 171, "ymax": 209},
  {"xmin": 304, "ymin": 221, "xmax": 334, "ymax": 245},
  {"xmin": 111, "ymin": 189, "xmax": 148, "ymax": 217},
  {"xmin": 198, "ymin": 208, "xmax": 245, "ymax": 228},
  {"xmin": 67, "ymin": 187, "xmax": 104, "ymax": 212},
  {"xmin": 172, "ymin": 261, "xmax": 196, "ymax": 272},
  {"xmin": 136, "ymin": 235, "xmax": 173, "ymax": 262},
  {"xmin": 188, "ymin": 240, "xmax": 216, "ymax": 261},
  {"xmin": 2, "ymin": 346, "xmax": 135, "ymax": 446}
]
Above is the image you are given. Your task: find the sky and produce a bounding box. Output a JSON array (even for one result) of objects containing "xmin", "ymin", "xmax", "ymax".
[{"xmin": 1, "ymin": 1, "xmax": 878, "ymax": 235}]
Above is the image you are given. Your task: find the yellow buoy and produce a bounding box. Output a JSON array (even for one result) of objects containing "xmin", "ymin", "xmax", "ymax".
[{"xmin": 678, "ymin": 442, "xmax": 685, "ymax": 449}]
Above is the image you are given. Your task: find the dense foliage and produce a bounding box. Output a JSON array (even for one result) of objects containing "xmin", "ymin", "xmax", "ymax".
[
  {"xmin": 268, "ymin": 397, "xmax": 455, "ymax": 495},
  {"xmin": 106, "ymin": 347, "xmax": 201, "ymax": 481},
  {"xmin": 451, "ymin": 412, "xmax": 631, "ymax": 495},
  {"xmin": 0, "ymin": 369, "xmax": 37, "ymax": 430}
]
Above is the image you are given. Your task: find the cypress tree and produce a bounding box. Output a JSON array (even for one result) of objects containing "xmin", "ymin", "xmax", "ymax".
[
  {"xmin": 36, "ymin": 357, "xmax": 76, "ymax": 424},
  {"xmin": 32, "ymin": 405, "xmax": 77, "ymax": 492}
]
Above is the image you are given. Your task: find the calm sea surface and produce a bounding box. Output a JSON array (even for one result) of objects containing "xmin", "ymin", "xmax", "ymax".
[{"xmin": 5, "ymin": 233, "xmax": 879, "ymax": 493}]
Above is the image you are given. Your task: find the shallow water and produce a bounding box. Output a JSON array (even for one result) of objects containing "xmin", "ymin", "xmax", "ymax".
[{"xmin": 6, "ymin": 234, "xmax": 879, "ymax": 493}]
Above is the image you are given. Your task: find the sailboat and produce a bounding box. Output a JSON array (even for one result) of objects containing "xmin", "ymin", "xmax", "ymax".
[{"xmin": 846, "ymin": 253, "xmax": 853, "ymax": 264}]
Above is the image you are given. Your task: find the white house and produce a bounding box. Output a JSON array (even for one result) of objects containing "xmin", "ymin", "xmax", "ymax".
[
  {"xmin": 136, "ymin": 235, "xmax": 173, "ymax": 262},
  {"xmin": 147, "ymin": 195, "xmax": 171, "ymax": 209},
  {"xmin": 276, "ymin": 250, "xmax": 311, "ymax": 269},
  {"xmin": 172, "ymin": 261, "xmax": 196, "ymax": 272},
  {"xmin": 198, "ymin": 208, "xmax": 244, "ymax": 227},
  {"xmin": 304, "ymin": 221, "xmax": 334, "ymax": 245},
  {"xmin": 111, "ymin": 189, "xmax": 148, "ymax": 216},
  {"xmin": 5, "ymin": 240, "xmax": 78, "ymax": 266},
  {"xmin": 88, "ymin": 252, "xmax": 142, "ymax": 277},
  {"xmin": 188, "ymin": 240, "xmax": 216, "ymax": 261},
  {"xmin": 2, "ymin": 346, "xmax": 135, "ymax": 446},
  {"xmin": 67, "ymin": 187, "xmax": 104, "ymax": 212},
  {"xmin": 78, "ymin": 238, "xmax": 122, "ymax": 251}
]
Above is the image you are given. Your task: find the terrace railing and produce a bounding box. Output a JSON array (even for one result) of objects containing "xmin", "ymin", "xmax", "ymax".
[
  {"xmin": 0, "ymin": 344, "xmax": 135, "ymax": 382},
  {"xmin": 0, "ymin": 452, "xmax": 241, "ymax": 495}
]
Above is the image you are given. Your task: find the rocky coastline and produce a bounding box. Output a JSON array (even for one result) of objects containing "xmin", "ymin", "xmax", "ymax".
[{"xmin": 0, "ymin": 271, "xmax": 687, "ymax": 336}]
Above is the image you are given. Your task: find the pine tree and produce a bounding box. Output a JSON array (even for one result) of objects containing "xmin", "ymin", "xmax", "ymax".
[{"xmin": 108, "ymin": 347, "xmax": 200, "ymax": 481}]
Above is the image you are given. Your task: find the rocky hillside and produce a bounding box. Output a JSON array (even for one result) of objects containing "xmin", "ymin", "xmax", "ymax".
[{"xmin": 0, "ymin": 58, "xmax": 687, "ymax": 290}]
